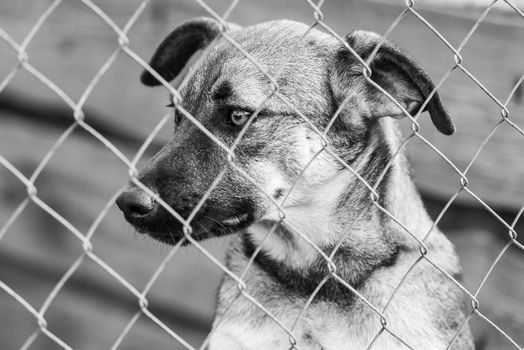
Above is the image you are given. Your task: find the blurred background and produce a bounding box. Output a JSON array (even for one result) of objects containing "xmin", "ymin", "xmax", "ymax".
[{"xmin": 0, "ymin": 0, "xmax": 523, "ymax": 349}]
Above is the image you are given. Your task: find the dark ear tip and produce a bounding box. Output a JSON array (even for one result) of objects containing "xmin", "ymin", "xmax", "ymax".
[
  {"xmin": 428, "ymin": 97, "xmax": 455, "ymax": 135},
  {"xmin": 439, "ymin": 122, "xmax": 455, "ymax": 135},
  {"xmin": 138, "ymin": 17, "xmax": 227, "ymax": 88},
  {"xmin": 432, "ymin": 112, "xmax": 455, "ymax": 135}
]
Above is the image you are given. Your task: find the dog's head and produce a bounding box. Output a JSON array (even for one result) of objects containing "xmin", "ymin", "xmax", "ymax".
[{"xmin": 116, "ymin": 18, "xmax": 453, "ymax": 245}]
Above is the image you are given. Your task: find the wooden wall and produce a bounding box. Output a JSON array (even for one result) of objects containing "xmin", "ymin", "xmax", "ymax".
[{"xmin": 0, "ymin": 1, "xmax": 523, "ymax": 349}]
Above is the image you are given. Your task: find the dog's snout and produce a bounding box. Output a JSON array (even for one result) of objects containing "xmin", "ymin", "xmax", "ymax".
[{"xmin": 116, "ymin": 188, "xmax": 156, "ymax": 219}]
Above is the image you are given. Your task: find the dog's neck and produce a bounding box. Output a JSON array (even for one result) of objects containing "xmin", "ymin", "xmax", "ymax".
[{"xmin": 240, "ymin": 118, "xmax": 433, "ymax": 303}]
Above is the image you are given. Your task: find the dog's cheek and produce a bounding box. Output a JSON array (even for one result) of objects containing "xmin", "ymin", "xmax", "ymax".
[
  {"xmin": 232, "ymin": 131, "xmax": 295, "ymax": 202},
  {"xmin": 239, "ymin": 127, "xmax": 340, "ymax": 201},
  {"xmin": 246, "ymin": 160, "xmax": 292, "ymax": 202},
  {"xmin": 287, "ymin": 128, "xmax": 341, "ymax": 188}
]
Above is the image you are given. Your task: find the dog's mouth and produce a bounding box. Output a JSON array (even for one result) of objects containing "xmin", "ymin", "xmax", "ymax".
[
  {"xmin": 221, "ymin": 213, "xmax": 250, "ymax": 226},
  {"xmin": 129, "ymin": 209, "xmax": 255, "ymax": 245}
]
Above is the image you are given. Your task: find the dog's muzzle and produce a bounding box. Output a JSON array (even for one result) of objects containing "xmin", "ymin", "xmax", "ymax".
[{"xmin": 116, "ymin": 186, "xmax": 256, "ymax": 244}]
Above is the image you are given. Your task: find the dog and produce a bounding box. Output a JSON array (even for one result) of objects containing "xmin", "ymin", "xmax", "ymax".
[{"xmin": 116, "ymin": 17, "xmax": 474, "ymax": 350}]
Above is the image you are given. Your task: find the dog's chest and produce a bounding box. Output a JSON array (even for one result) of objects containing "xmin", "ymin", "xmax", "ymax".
[
  {"xmin": 210, "ymin": 244, "xmax": 466, "ymax": 350},
  {"xmin": 211, "ymin": 273, "xmax": 392, "ymax": 350},
  {"xmin": 208, "ymin": 305, "xmax": 364, "ymax": 350},
  {"xmin": 211, "ymin": 269, "xmax": 364, "ymax": 349},
  {"xmin": 209, "ymin": 294, "xmax": 451, "ymax": 350},
  {"xmin": 208, "ymin": 299, "xmax": 422, "ymax": 350}
]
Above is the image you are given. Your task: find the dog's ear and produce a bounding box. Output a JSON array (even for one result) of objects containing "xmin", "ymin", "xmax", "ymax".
[
  {"xmin": 330, "ymin": 30, "xmax": 454, "ymax": 135},
  {"xmin": 141, "ymin": 17, "xmax": 240, "ymax": 86}
]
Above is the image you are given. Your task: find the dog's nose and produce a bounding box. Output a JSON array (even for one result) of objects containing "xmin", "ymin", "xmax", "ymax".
[{"xmin": 116, "ymin": 187, "xmax": 156, "ymax": 219}]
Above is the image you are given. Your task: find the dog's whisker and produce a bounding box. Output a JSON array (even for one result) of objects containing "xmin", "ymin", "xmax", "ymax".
[{"xmin": 200, "ymin": 214, "xmax": 227, "ymax": 230}]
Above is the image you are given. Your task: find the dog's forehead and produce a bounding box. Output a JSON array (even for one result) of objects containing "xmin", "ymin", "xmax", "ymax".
[
  {"xmin": 227, "ymin": 20, "xmax": 337, "ymax": 64},
  {"xmin": 231, "ymin": 20, "xmax": 328, "ymax": 51},
  {"xmin": 180, "ymin": 20, "xmax": 337, "ymax": 110}
]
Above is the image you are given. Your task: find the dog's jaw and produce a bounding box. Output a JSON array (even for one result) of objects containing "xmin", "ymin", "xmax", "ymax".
[{"xmin": 124, "ymin": 205, "xmax": 257, "ymax": 245}]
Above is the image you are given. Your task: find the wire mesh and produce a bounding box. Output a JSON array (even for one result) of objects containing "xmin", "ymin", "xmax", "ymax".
[{"xmin": 0, "ymin": 0, "xmax": 523, "ymax": 349}]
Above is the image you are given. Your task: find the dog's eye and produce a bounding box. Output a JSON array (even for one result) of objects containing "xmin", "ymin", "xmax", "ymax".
[
  {"xmin": 167, "ymin": 101, "xmax": 182, "ymax": 127},
  {"xmin": 228, "ymin": 110, "xmax": 251, "ymax": 127},
  {"xmin": 174, "ymin": 110, "xmax": 182, "ymax": 125}
]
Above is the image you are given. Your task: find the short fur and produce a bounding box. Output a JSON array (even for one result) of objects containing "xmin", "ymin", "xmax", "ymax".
[{"xmin": 117, "ymin": 18, "xmax": 474, "ymax": 350}]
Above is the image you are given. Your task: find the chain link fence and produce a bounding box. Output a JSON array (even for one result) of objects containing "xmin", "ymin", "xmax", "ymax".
[{"xmin": 1, "ymin": 0, "xmax": 523, "ymax": 349}]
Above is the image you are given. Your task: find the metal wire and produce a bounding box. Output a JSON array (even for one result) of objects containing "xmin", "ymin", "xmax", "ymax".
[{"xmin": 0, "ymin": 0, "xmax": 523, "ymax": 349}]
